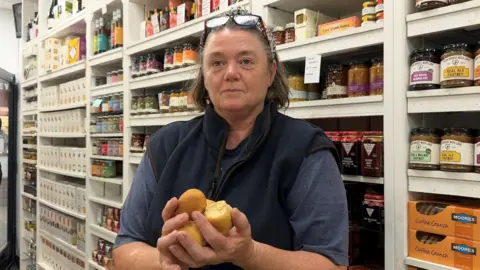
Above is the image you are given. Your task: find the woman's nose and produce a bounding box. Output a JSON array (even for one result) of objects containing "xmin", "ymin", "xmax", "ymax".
[{"xmin": 224, "ymin": 62, "xmax": 240, "ymax": 81}]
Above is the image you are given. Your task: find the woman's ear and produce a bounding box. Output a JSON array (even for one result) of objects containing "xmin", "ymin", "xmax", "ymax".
[{"xmin": 269, "ymin": 60, "xmax": 277, "ymax": 86}]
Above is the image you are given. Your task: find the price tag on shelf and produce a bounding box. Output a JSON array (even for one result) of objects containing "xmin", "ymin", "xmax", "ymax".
[
  {"xmin": 304, "ymin": 55, "xmax": 322, "ymax": 84},
  {"xmin": 102, "ymin": 5, "xmax": 107, "ymax": 15},
  {"xmin": 92, "ymin": 98, "xmax": 103, "ymax": 108}
]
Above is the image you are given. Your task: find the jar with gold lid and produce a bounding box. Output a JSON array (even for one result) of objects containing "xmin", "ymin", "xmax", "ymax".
[
  {"xmin": 440, "ymin": 128, "xmax": 474, "ymax": 172},
  {"xmin": 348, "ymin": 61, "xmax": 370, "ymax": 97},
  {"xmin": 370, "ymin": 57, "xmax": 383, "ymax": 95}
]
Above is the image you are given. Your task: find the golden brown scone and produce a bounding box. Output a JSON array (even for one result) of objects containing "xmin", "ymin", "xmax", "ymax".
[
  {"xmin": 179, "ymin": 221, "xmax": 206, "ymax": 246},
  {"xmin": 176, "ymin": 189, "xmax": 207, "ymax": 215},
  {"xmin": 205, "ymin": 200, "xmax": 233, "ymax": 236},
  {"xmin": 207, "ymin": 199, "xmax": 215, "ymax": 206}
]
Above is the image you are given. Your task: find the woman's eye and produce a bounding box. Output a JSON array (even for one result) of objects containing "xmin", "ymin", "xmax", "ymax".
[
  {"xmin": 240, "ymin": 59, "xmax": 253, "ymax": 65},
  {"xmin": 212, "ymin": 60, "xmax": 224, "ymax": 67}
]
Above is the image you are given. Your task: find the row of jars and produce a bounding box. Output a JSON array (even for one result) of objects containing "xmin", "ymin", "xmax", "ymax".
[
  {"xmin": 90, "ymin": 115, "xmax": 124, "ymax": 134},
  {"xmin": 131, "ymin": 43, "xmax": 197, "ymax": 79},
  {"xmin": 415, "ymin": 0, "xmax": 470, "ymax": 13},
  {"xmin": 24, "ymin": 119, "xmax": 37, "ymax": 129},
  {"xmin": 409, "ymin": 127, "xmax": 480, "ymax": 173},
  {"xmin": 91, "ymin": 160, "xmax": 119, "ymax": 178},
  {"xmin": 409, "ymin": 42, "xmax": 480, "ymax": 91},
  {"xmin": 24, "ymin": 149, "xmax": 37, "ymax": 161},
  {"xmin": 95, "ymin": 70, "xmax": 124, "ymax": 87},
  {"xmin": 325, "ymin": 131, "xmax": 384, "ymax": 177},
  {"xmin": 131, "ymin": 90, "xmax": 196, "ymax": 115},
  {"xmin": 131, "ymin": 133, "xmax": 151, "ymax": 153},
  {"xmin": 92, "ymin": 139, "xmax": 124, "ymax": 157},
  {"xmin": 91, "ymin": 94, "xmax": 123, "ymax": 114},
  {"xmin": 325, "ymin": 58, "xmax": 384, "ymax": 99}
]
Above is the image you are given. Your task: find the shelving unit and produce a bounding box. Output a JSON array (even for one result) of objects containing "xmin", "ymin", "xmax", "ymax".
[{"xmin": 18, "ymin": 0, "xmax": 480, "ymax": 269}]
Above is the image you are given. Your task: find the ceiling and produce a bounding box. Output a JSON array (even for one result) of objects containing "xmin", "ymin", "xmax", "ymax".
[{"xmin": 0, "ymin": 0, "xmax": 21, "ymax": 10}]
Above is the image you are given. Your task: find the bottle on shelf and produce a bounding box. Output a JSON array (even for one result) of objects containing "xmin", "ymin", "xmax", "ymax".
[
  {"xmin": 98, "ymin": 17, "xmax": 107, "ymax": 54},
  {"xmin": 111, "ymin": 11, "xmax": 116, "ymax": 49},
  {"xmin": 93, "ymin": 19, "xmax": 99, "ymax": 55},
  {"xmin": 115, "ymin": 9, "xmax": 123, "ymax": 48},
  {"xmin": 146, "ymin": 11, "xmax": 154, "ymax": 37},
  {"xmin": 47, "ymin": 0, "xmax": 56, "ymax": 29}
]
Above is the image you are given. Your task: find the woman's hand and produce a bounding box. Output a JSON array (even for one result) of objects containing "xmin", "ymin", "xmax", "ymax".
[
  {"xmin": 168, "ymin": 208, "xmax": 255, "ymax": 268},
  {"xmin": 156, "ymin": 198, "xmax": 190, "ymax": 270}
]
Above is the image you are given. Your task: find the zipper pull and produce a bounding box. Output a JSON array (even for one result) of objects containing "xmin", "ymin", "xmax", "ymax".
[{"xmin": 207, "ymin": 179, "xmax": 216, "ymax": 199}]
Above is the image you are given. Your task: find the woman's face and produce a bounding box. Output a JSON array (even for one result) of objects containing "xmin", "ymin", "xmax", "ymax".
[{"xmin": 202, "ymin": 28, "xmax": 276, "ymax": 113}]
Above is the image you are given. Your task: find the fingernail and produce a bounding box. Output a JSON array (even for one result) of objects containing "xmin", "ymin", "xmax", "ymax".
[{"xmin": 192, "ymin": 211, "xmax": 200, "ymax": 220}]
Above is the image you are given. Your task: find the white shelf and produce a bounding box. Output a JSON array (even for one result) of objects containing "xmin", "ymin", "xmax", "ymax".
[
  {"xmin": 90, "ymin": 175, "xmax": 123, "ymax": 185},
  {"xmin": 127, "ymin": 0, "xmax": 250, "ymax": 55},
  {"xmin": 91, "ymin": 82, "xmax": 123, "ymax": 97},
  {"xmin": 407, "ymin": 87, "xmax": 480, "ymax": 114},
  {"xmin": 39, "ymin": 229, "xmax": 86, "ymax": 258},
  {"xmin": 39, "ymin": 60, "xmax": 86, "ymax": 83},
  {"xmin": 22, "ymin": 144, "xmax": 37, "ymax": 149},
  {"xmin": 39, "ymin": 102, "xmax": 86, "ymax": 112},
  {"xmin": 91, "ymin": 155, "xmax": 124, "ymax": 161},
  {"xmin": 89, "ymin": 195, "xmax": 123, "ymax": 208},
  {"xmin": 37, "ymin": 165, "xmax": 86, "ymax": 179},
  {"xmin": 406, "ymin": 1, "xmax": 480, "ymax": 37},
  {"xmin": 21, "ymin": 192, "xmax": 37, "ymax": 200},
  {"xmin": 40, "ymin": 10, "xmax": 87, "ymax": 41},
  {"xmin": 22, "ymin": 109, "xmax": 37, "ymax": 116},
  {"xmin": 405, "ymin": 257, "xmax": 459, "ymax": 270},
  {"xmin": 276, "ymin": 23, "xmax": 384, "ymax": 62},
  {"xmin": 129, "ymin": 153, "xmax": 143, "ymax": 165},
  {"xmin": 342, "ymin": 175, "xmax": 384, "ymax": 184},
  {"xmin": 38, "ymin": 198, "xmax": 86, "ymax": 220},
  {"xmin": 408, "ymin": 169, "xmax": 480, "ymax": 199},
  {"xmin": 22, "ymin": 159, "xmax": 37, "ymax": 165},
  {"xmin": 129, "ymin": 65, "xmax": 198, "ymax": 90},
  {"xmin": 21, "ymin": 77, "xmax": 37, "ymax": 88},
  {"xmin": 38, "ymin": 132, "xmax": 86, "ymax": 138},
  {"xmin": 37, "ymin": 261, "xmax": 52, "ymax": 270},
  {"xmin": 283, "ymin": 96, "xmax": 384, "ymax": 119},
  {"xmin": 21, "ymin": 133, "xmax": 37, "ymax": 137},
  {"xmin": 91, "ymin": 132, "xmax": 123, "ymax": 137},
  {"xmin": 90, "ymin": 224, "xmax": 117, "ymax": 244},
  {"xmin": 89, "ymin": 47, "xmax": 123, "ymax": 67},
  {"xmin": 88, "ymin": 260, "xmax": 106, "ymax": 270},
  {"xmin": 130, "ymin": 111, "xmax": 203, "ymax": 127}
]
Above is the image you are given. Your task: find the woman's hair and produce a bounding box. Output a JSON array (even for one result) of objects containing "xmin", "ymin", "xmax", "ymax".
[{"xmin": 188, "ymin": 20, "xmax": 290, "ymax": 110}]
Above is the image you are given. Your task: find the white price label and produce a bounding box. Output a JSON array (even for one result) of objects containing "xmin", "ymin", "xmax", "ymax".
[
  {"xmin": 177, "ymin": 4, "xmax": 185, "ymax": 25},
  {"xmin": 304, "ymin": 55, "xmax": 321, "ymax": 84}
]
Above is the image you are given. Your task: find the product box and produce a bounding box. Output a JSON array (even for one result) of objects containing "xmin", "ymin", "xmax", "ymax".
[
  {"xmin": 295, "ymin": 25, "xmax": 317, "ymax": 41},
  {"xmin": 318, "ymin": 16, "xmax": 361, "ymax": 36},
  {"xmin": 294, "ymin": 9, "xmax": 333, "ymax": 28},
  {"xmin": 409, "ymin": 201, "xmax": 480, "ymax": 241},
  {"xmin": 67, "ymin": 36, "xmax": 86, "ymax": 64},
  {"xmin": 409, "ymin": 229, "xmax": 480, "ymax": 269}
]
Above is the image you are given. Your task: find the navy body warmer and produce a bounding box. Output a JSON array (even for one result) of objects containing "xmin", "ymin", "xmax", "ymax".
[{"xmin": 144, "ymin": 102, "xmax": 339, "ymax": 269}]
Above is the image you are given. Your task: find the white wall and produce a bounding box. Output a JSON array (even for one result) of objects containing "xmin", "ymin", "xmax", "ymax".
[{"xmin": 0, "ymin": 8, "xmax": 20, "ymax": 76}]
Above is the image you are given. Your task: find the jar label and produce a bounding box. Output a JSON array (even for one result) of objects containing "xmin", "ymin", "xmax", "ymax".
[
  {"xmin": 327, "ymin": 86, "xmax": 347, "ymax": 96},
  {"xmin": 375, "ymin": 4, "xmax": 384, "ymax": 13},
  {"xmin": 440, "ymin": 140, "xmax": 473, "ymax": 165},
  {"xmin": 362, "ymin": 7, "xmax": 375, "ymax": 16},
  {"xmin": 348, "ymin": 83, "xmax": 369, "ymax": 94},
  {"xmin": 475, "ymin": 142, "xmax": 480, "ymax": 166},
  {"xmin": 474, "ymin": 55, "xmax": 480, "ymax": 80},
  {"xmin": 410, "ymin": 61, "xmax": 440, "ymax": 85},
  {"xmin": 441, "ymin": 55, "xmax": 474, "ymax": 81},
  {"xmin": 343, "ymin": 142, "xmax": 354, "ymax": 155},
  {"xmin": 410, "ymin": 140, "xmax": 440, "ymax": 165},
  {"xmin": 371, "ymin": 78, "xmax": 384, "ymax": 91},
  {"xmin": 307, "ymin": 92, "xmax": 321, "ymax": 100},
  {"xmin": 416, "ymin": 0, "xmax": 448, "ymax": 5},
  {"xmin": 289, "ymin": 89, "xmax": 308, "ymax": 100}
]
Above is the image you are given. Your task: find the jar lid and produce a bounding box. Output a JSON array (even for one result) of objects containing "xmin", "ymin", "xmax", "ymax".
[
  {"xmin": 443, "ymin": 127, "xmax": 474, "ymax": 135},
  {"xmin": 349, "ymin": 60, "xmax": 369, "ymax": 66},
  {"xmin": 411, "ymin": 127, "xmax": 442, "ymax": 135},
  {"xmin": 442, "ymin": 43, "xmax": 472, "ymax": 52},
  {"xmin": 363, "ymin": 131, "xmax": 383, "ymax": 136},
  {"xmin": 371, "ymin": 56, "xmax": 383, "ymax": 64},
  {"xmin": 285, "ymin": 22, "xmax": 295, "ymax": 29},
  {"xmin": 411, "ymin": 48, "xmax": 441, "ymax": 57},
  {"xmin": 273, "ymin": 26, "xmax": 285, "ymax": 32},
  {"xmin": 174, "ymin": 45, "xmax": 183, "ymax": 50},
  {"xmin": 328, "ymin": 64, "xmax": 346, "ymax": 70}
]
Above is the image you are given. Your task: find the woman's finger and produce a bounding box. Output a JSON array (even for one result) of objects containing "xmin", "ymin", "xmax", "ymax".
[
  {"xmin": 162, "ymin": 213, "xmax": 189, "ymax": 236},
  {"xmin": 191, "ymin": 211, "xmax": 226, "ymax": 250},
  {"xmin": 162, "ymin": 197, "xmax": 179, "ymax": 222},
  {"xmin": 231, "ymin": 208, "xmax": 251, "ymax": 237},
  {"xmin": 157, "ymin": 230, "xmax": 179, "ymax": 250},
  {"xmin": 177, "ymin": 231, "xmax": 216, "ymax": 264},
  {"xmin": 169, "ymin": 244, "xmax": 198, "ymax": 268}
]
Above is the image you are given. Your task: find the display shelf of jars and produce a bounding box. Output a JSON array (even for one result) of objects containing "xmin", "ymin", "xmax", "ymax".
[
  {"xmin": 91, "ymin": 81, "xmax": 123, "ymax": 97},
  {"xmin": 407, "ymin": 87, "xmax": 480, "ymax": 113},
  {"xmin": 38, "ymin": 132, "xmax": 86, "ymax": 138},
  {"xmin": 39, "ymin": 60, "xmax": 86, "ymax": 83},
  {"xmin": 276, "ymin": 23, "xmax": 384, "ymax": 62},
  {"xmin": 126, "ymin": 0, "xmax": 251, "ymax": 55},
  {"xmin": 406, "ymin": 0, "xmax": 480, "ymax": 37},
  {"xmin": 405, "ymin": 257, "xmax": 459, "ymax": 270},
  {"xmin": 408, "ymin": 169, "xmax": 480, "ymax": 199},
  {"xmin": 38, "ymin": 198, "xmax": 86, "ymax": 220},
  {"xmin": 39, "ymin": 229, "xmax": 86, "ymax": 258},
  {"xmin": 89, "ymin": 47, "xmax": 123, "ymax": 67}
]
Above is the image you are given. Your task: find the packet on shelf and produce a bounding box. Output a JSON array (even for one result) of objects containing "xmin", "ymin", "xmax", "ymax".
[
  {"xmin": 409, "ymin": 201, "xmax": 480, "ymax": 241},
  {"xmin": 408, "ymin": 230, "xmax": 480, "ymax": 269},
  {"xmin": 318, "ymin": 16, "xmax": 361, "ymax": 36}
]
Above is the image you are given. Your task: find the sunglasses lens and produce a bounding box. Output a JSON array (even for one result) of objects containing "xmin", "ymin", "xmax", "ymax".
[
  {"xmin": 234, "ymin": 15, "xmax": 259, "ymax": 26},
  {"xmin": 206, "ymin": 17, "xmax": 229, "ymax": 28}
]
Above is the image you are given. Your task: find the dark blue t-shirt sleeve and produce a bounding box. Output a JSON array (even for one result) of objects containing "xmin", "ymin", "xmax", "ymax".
[
  {"xmin": 114, "ymin": 154, "xmax": 156, "ymax": 248},
  {"xmin": 286, "ymin": 149, "xmax": 349, "ymax": 266}
]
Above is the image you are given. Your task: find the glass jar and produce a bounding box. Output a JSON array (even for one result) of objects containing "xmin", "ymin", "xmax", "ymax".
[
  {"xmin": 474, "ymin": 41, "xmax": 480, "ymax": 86},
  {"xmin": 362, "ymin": 1, "xmax": 376, "ymax": 17},
  {"xmin": 440, "ymin": 43, "xmax": 474, "ymax": 88},
  {"xmin": 164, "ymin": 48, "xmax": 175, "ymax": 71},
  {"xmin": 409, "ymin": 128, "xmax": 442, "ymax": 170},
  {"xmin": 137, "ymin": 95, "xmax": 146, "ymax": 111},
  {"xmin": 96, "ymin": 117, "xmax": 102, "ymax": 133},
  {"xmin": 131, "ymin": 57, "xmax": 140, "ymax": 78},
  {"xmin": 119, "ymin": 139, "xmax": 124, "ymax": 157},
  {"xmin": 113, "ymin": 115, "xmax": 120, "ymax": 132},
  {"xmin": 139, "ymin": 56, "xmax": 147, "ymax": 76},
  {"xmin": 272, "ymin": 26, "xmax": 285, "ymax": 46},
  {"xmin": 415, "ymin": 0, "xmax": 448, "ymax": 12},
  {"xmin": 90, "ymin": 120, "xmax": 96, "ymax": 133},
  {"xmin": 102, "ymin": 96, "xmax": 110, "ymax": 112},
  {"xmin": 288, "ymin": 74, "xmax": 307, "ymax": 102},
  {"xmin": 440, "ymin": 128, "xmax": 474, "ymax": 172},
  {"xmin": 285, "ymin": 23, "xmax": 295, "ymax": 43},
  {"xmin": 169, "ymin": 90, "xmax": 179, "ymax": 113},
  {"xmin": 113, "ymin": 94, "xmax": 121, "ymax": 112},
  {"xmin": 146, "ymin": 54, "xmax": 160, "ymax": 74},
  {"xmin": 326, "ymin": 64, "xmax": 348, "ymax": 99},
  {"xmin": 450, "ymin": 0, "xmax": 471, "ymax": 4},
  {"xmin": 341, "ymin": 131, "xmax": 362, "ymax": 175},
  {"xmin": 370, "ymin": 57, "xmax": 384, "ymax": 95},
  {"xmin": 325, "ymin": 132, "xmax": 342, "ymax": 158},
  {"xmin": 131, "ymin": 96, "xmax": 138, "ymax": 113},
  {"xmin": 119, "ymin": 94, "xmax": 124, "ymax": 111},
  {"xmin": 159, "ymin": 91, "xmax": 170, "ymax": 113},
  {"xmin": 409, "ymin": 48, "xmax": 441, "ymax": 91},
  {"xmin": 361, "ymin": 131, "xmax": 384, "ymax": 177},
  {"xmin": 117, "ymin": 70, "xmax": 124, "ymax": 82},
  {"xmin": 174, "ymin": 45, "xmax": 184, "ymax": 69},
  {"xmin": 183, "ymin": 43, "xmax": 197, "ymax": 67},
  {"xmin": 111, "ymin": 71, "xmax": 118, "ymax": 83},
  {"xmin": 186, "ymin": 90, "xmax": 195, "ymax": 111},
  {"xmin": 119, "ymin": 114, "xmax": 124, "ymax": 132},
  {"xmin": 348, "ymin": 61, "xmax": 370, "ymax": 97},
  {"xmin": 131, "ymin": 133, "xmax": 145, "ymax": 152},
  {"xmin": 144, "ymin": 94, "xmax": 154, "ymax": 112}
]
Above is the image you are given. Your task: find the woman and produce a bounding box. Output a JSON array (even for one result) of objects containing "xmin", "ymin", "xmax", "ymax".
[{"xmin": 113, "ymin": 8, "xmax": 348, "ymax": 270}]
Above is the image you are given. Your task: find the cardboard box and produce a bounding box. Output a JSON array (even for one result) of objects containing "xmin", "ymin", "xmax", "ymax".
[
  {"xmin": 318, "ymin": 16, "xmax": 361, "ymax": 36},
  {"xmin": 409, "ymin": 201, "xmax": 480, "ymax": 241},
  {"xmin": 294, "ymin": 9, "xmax": 333, "ymax": 28},
  {"xmin": 409, "ymin": 229, "xmax": 480, "ymax": 269}
]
